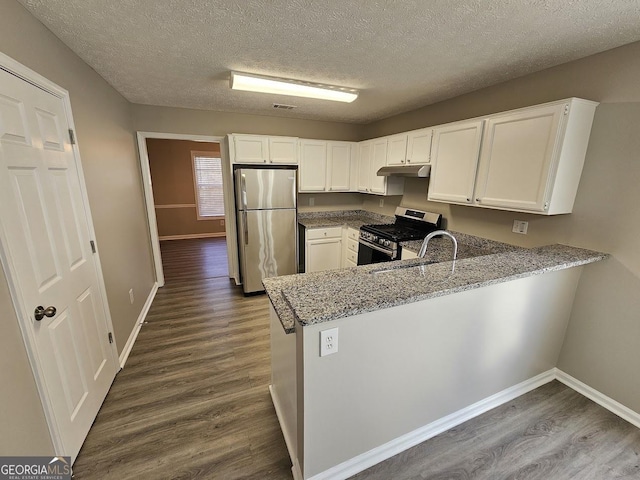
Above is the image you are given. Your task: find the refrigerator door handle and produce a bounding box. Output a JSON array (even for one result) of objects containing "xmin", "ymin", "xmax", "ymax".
[
  {"xmin": 241, "ymin": 173, "xmax": 248, "ymax": 210},
  {"xmin": 243, "ymin": 210, "xmax": 249, "ymax": 245}
]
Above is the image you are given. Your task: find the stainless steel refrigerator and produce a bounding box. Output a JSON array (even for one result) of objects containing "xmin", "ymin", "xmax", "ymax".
[{"xmin": 235, "ymin": 166, "xmax": 298, "ymax": 293}]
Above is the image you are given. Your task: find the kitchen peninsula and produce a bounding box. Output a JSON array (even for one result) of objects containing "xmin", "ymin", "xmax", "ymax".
[{"xmin": 264, "ymin": 217, "xmax": 607, "ymax": 480}]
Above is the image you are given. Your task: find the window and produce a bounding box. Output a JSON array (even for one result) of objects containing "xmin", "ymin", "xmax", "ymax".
[{"xmin": 191, "ymin": 152, "xmax": 224, "ymax": 219}]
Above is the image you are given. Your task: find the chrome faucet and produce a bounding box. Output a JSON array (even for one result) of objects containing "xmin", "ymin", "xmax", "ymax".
[{"xmin": 418, "ymin": 230, "xmax": 458, "ymax": 261}]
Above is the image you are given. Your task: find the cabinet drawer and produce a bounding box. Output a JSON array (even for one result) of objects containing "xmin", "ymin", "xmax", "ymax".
[
  {"xmin": 347, "ymin": 238, "xmax": 359, "ymax": 253},
  {"xmin": 347, "ymin": 228, "xmax": 359, "ymax": 241},
  {"xmin": 345, "ymin": 250, "xmax": 358, "ymax": 264},
  {"xmin": 345, "ymin": 258, "xmax": 357, "ymax": 268},
  {"xmin": 306, "ymin": 226, "xmax": 343, "ymax": 240}
]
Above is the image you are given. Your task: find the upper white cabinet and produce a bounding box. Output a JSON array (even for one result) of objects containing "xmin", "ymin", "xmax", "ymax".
[
  {"xmin": 387, "ymin": 128, "xmax": 433, "ymax": 166},
  {"xmin": 428, "ymin": 98, "xmax": 598, "ymax": 214},
  {"xmin": 357, "ymin": 138, "xmax": 404, "ymax": 196},
  {"xmin": 428, "ymin": 120, "xmax": 485, "ymax": 205},
  {"xmin": 299, "ymin": 140, "xmax": 327, "ymax": 191},
  {"xmin": 406, "ymin": 128, "xmax": 433, "ymax": 165},
  {"xmin": 474, "ymin": 100, "xmax": 596, "ymax": 214},
  {"xmin": 231, "ymin": 134, "xmax": 298, "ymax": 164},
  {"xmin": 327, "ymin": 142, "xmax": 353, "ymax": 192},
  {"xmin": 299, "ymin": 139, "xmax": 356, "ymax": 192}
]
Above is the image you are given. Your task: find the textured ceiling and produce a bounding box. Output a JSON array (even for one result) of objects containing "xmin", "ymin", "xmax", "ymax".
[{"xmin": 18, "ymin": 0, "xmax": 640, "ymax": 123}]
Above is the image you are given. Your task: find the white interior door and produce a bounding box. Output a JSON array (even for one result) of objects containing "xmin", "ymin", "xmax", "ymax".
[{"xmin": 0, "ymin": 67, "xmax": 118, "ymax": 458}]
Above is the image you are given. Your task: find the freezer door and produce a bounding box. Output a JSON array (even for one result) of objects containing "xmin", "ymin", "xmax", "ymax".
[
  {"xmin": 238, "ymin": 208, "xmax": 297, "ymax": 293},
  {"xmin": 236, "ymin": 168, "xmax": 297, "ymax": 210}
]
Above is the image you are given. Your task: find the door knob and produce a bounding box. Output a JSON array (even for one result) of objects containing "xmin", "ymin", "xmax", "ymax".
[{"xmin": 34, "ymin": 305, "xmax": 57, "ymax": 321}]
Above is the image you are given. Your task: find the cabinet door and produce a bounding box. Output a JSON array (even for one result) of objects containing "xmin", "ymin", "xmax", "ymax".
[
  {"xmin": 474, "ymin": 104, "xmax": 564, "ymax": 212},
  {"xmin": 299, "ymin": 140, "xmax": 327, "ymax": 192},
  {"xmin": 327, "ymin": 142, "xmax": 352, "ymax": 192},
  {"xmin": 306, "ymin": 238, "xmax": 342, "ymax": 272},
  {"xmin": 269, "ymin": 137, "xmax": 298, "ymax": 164},
  {"xmin": 406, "ymin": 128, "xmax": 433, "ymax": 165},
  {"xmin": 428, "ymin": 120, "xmax": 484, "ymax": 204},
  {"xmin": 370, "ymin": 138, "xmax": 388, "ymax": 194},
  {"xmin": 233, "ymin": 135, "xmax": 269, "ymax": 163},
  {"xmin": 357, "ymin": 142, "xmax": 372, "ymax": 192},
  {"xmin": 386, "ymin": 134, "xmax": 408, "ymax": 166}
]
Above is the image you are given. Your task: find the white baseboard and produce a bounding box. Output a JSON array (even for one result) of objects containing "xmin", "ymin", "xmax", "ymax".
[
  {"xmin": 118, "ymin": 282, "xmax": 158, "ymax": 368},
  {"xmin": 159, "ymin": 232, "xmax": 225, "ymax": 241},
  {"xmin": 555, "ymin": 368, "xmax": 640, "ymax": 429},
  {"xmin": 309, "ymin": 369, "xmax": 556, "ymax": 480},
  {"xmin": 269, "ymin": 384, "xmax": 301, "ymax": 480}
]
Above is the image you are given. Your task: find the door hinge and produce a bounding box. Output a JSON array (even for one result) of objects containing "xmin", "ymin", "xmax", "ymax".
[
  {"xmin": 563, "ymin": 104, "xmax": 569, "ymax": 115},
  {"xmin": 90, "ymin": 240, "xmax": 96, "ymax": 253},
  {"xmin": 68, "ymin": 129, "xmax": 76, "ymax": 145},
  {"xmin": 108, "ymin": 332, "xmax": 113, "ymax": 344}
]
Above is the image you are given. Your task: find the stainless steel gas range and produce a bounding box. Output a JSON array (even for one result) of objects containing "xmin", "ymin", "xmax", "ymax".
[{"xmin": 358, "ymin": 207, "xmax": 442, "ymax": 265}]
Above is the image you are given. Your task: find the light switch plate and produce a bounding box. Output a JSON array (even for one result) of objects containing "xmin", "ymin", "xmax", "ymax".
[
  {"xmin": 320, "ymin": 327, "xmax": 339, "ymax": 356},
  {"xmin": 512, "ymin": 220, "xmax": 529, "ymax": 235}
]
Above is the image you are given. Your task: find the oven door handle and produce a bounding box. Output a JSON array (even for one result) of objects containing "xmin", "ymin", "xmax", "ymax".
[{"xmin": 359, "ymin": 238, "xmax": 397, "ymax": 258}]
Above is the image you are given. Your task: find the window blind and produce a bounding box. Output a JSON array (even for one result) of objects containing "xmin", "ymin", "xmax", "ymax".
[{"xmin": 192, "ymin": 156, "xmax": 224, "ymax": 218}]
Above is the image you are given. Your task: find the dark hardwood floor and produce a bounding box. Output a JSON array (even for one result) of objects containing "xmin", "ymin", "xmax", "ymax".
[
  {"xmin": 72, "ymin": 237, "xmax": 640, "ymax": 479},
  {"xmin": 72, "ymin": 237, "xmax": 292, "ymax": 479}
]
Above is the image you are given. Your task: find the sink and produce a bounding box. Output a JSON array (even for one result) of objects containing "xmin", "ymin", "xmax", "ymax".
[{"xmin": 371, "ymin": 261, "xmax": 435, "ymax": 274}]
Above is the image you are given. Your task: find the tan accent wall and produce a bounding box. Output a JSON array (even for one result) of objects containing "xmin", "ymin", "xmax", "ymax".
[
  {"xmin": 364, "ymin": 41, "xmax": 640, "ymax": 413},
  {"xmin": 132, "ymin": 104, "xmax": 365, "ymax": 141},
  {"xmin": 0, "ymin": 0, "xmax": 155, "ymax": 453},
  {"xmin": 146, "ymin": 139, "xmax": 225, "ymax": 238}
]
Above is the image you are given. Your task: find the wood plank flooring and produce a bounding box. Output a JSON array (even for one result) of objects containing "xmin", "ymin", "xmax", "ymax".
[{"xmin": 72, "ymin": 237, "xmax": 640, "ymax": 479}]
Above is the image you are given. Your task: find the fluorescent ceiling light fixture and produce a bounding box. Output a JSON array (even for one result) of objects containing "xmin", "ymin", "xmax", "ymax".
[{"xmin": 230, "ymin": 71, "xmax": 358, "ymax": 103}]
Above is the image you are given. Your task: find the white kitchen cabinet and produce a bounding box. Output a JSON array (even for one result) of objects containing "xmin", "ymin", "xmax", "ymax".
[
  {"xmin": 357, "ymin": 141, "xmax": 372, "ymax": 192},
  {"xmin": 305, "ymin": 227, "xmax": 343, "ymax": 273},
  {"xmin": 474, "ymin": 99, "xmax": 597, "ymax": 214},
  {"xmin": 406, "ymin": 128, "xmax": 433, "ymax": 165},
  {"xmin": 386, "ymin": 134, "xmax": 408, "ymax": 166},
  {"xmin": 231, "ymin": 134, "xmax": 298, "ymax": 164},
  {"xmin": 386, "ymin": 128, "xmax": 433, "ymax": 166},
  {"xmin": 327, "ymin": 142, "xmax": 353, "ymax": 192},
  {"xmin": 428, "ymin": 120, "xmax": 485, "ymax": 204},
  {"xmin": 343, "ymin": 227, "xmax": 359, "ymax": 267},
  {"xmin": 357, "ymin": 139, "xmax": 404, "ymax": 196},
  {"xmin": 427, "ymin": 98, "xmax": 598, "ymax": 215},
  {"xmin": 299, "ymin": 140, "xmax": 355, "ymax": 192},
  {"xmin": 299, "ymin": 140, "xmax": 327, "ymax": 192}
]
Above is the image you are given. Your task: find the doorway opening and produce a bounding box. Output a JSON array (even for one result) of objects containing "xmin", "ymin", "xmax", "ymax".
[{"xmin": 137, "ymin": 133, "xmax": 235, "ymax": 287}]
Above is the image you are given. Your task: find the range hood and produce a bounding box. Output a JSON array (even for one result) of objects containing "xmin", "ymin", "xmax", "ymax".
[{"xmin": 377, "ymin": 164, "xmax": 431, "ymax": 178}]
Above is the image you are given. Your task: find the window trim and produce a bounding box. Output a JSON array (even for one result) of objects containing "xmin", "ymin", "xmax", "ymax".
[{"xmin": 191, "ymin": 150, "xmax": 225, "ymax": 221}]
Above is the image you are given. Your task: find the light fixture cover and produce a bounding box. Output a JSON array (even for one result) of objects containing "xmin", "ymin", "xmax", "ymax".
[{"xmin": 230, "ymin": 71, "xmax": 358, "ymax": 103}]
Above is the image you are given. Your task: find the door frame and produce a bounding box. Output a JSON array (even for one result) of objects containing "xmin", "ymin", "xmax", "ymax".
[
  {"xmin": 0, "ymin": 52, "xmax": 119, "ymax": 454},
  {"xmin": 135, "ymin": 132, "xmax": 234, "ymax": 287}
]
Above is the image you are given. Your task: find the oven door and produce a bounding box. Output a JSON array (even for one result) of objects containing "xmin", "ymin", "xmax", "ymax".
[{"xmin": 357, "ymin": 239, "xmax": 398, "ymax": 265}]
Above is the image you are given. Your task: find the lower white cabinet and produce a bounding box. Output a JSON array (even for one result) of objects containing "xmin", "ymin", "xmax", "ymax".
[
  {"xmin": 305, "ymin": 226, "xmax": 343, "ymax": 273},
  {"xmin": 343, "ymin": 227, "xmax": 359, "ymax": 267}
]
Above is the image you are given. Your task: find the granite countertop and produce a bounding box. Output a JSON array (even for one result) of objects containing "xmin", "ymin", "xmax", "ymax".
[
  {"xmin": 298, "ymin": 210, "xmax": 394, "ymax": 230},
  {"xmin": 263, "ymin": 234, "xmax": 607, "ymax": 334}
]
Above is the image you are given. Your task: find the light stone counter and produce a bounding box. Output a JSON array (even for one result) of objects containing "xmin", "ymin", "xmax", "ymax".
[{"xmin": 263, "ymin": 237, "xmax": 607, "ymax": 333}]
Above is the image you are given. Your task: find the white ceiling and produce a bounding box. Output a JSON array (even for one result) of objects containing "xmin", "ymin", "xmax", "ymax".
[{"xmin": 18, "ymin": 0, "xmax": 640, "ymax": 124}]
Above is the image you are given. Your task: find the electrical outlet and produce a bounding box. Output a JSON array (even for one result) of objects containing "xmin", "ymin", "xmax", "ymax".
[
  {"xmin": 320, "ymin": 327, "xmax": 339, "ymax": 357},
  {"xmin": 309, "ymin": 196, "xmax": 315, "ymax": 207},
  {"xmin": 129, "ymin": 288, "xmax": 134, "ymax": 304},
  {"xmin": 220, "ymin": 219, "xmax": 225, "ymax": 227},
  {"xmin": 379, "ymin": 198, "xmax": 384, "ymax": 207},
  {"xmin": 512, "ymin": 220, "xmax": 529, "ymax": 235}
]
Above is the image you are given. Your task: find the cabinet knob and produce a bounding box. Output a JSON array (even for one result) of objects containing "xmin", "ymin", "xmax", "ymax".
[
  {"xmin": 407, "ymin": 159, "xmax": 411, "ymax": 163},
  {"xmin": 466, "ymin": 198, "xmax": 471, "ymax": 202},
  {"xmin": 476, "ymin": 198, "xmax": 480, "ymax": 202},
  {"xmin": 401, "ymin": 160, "xmax": 405, "ymax": 163}
]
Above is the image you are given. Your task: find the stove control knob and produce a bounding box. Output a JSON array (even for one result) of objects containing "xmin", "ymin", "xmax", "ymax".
[{"xmin": 384, "ymin": 240, "xmax": 391, "ymax": 247}]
